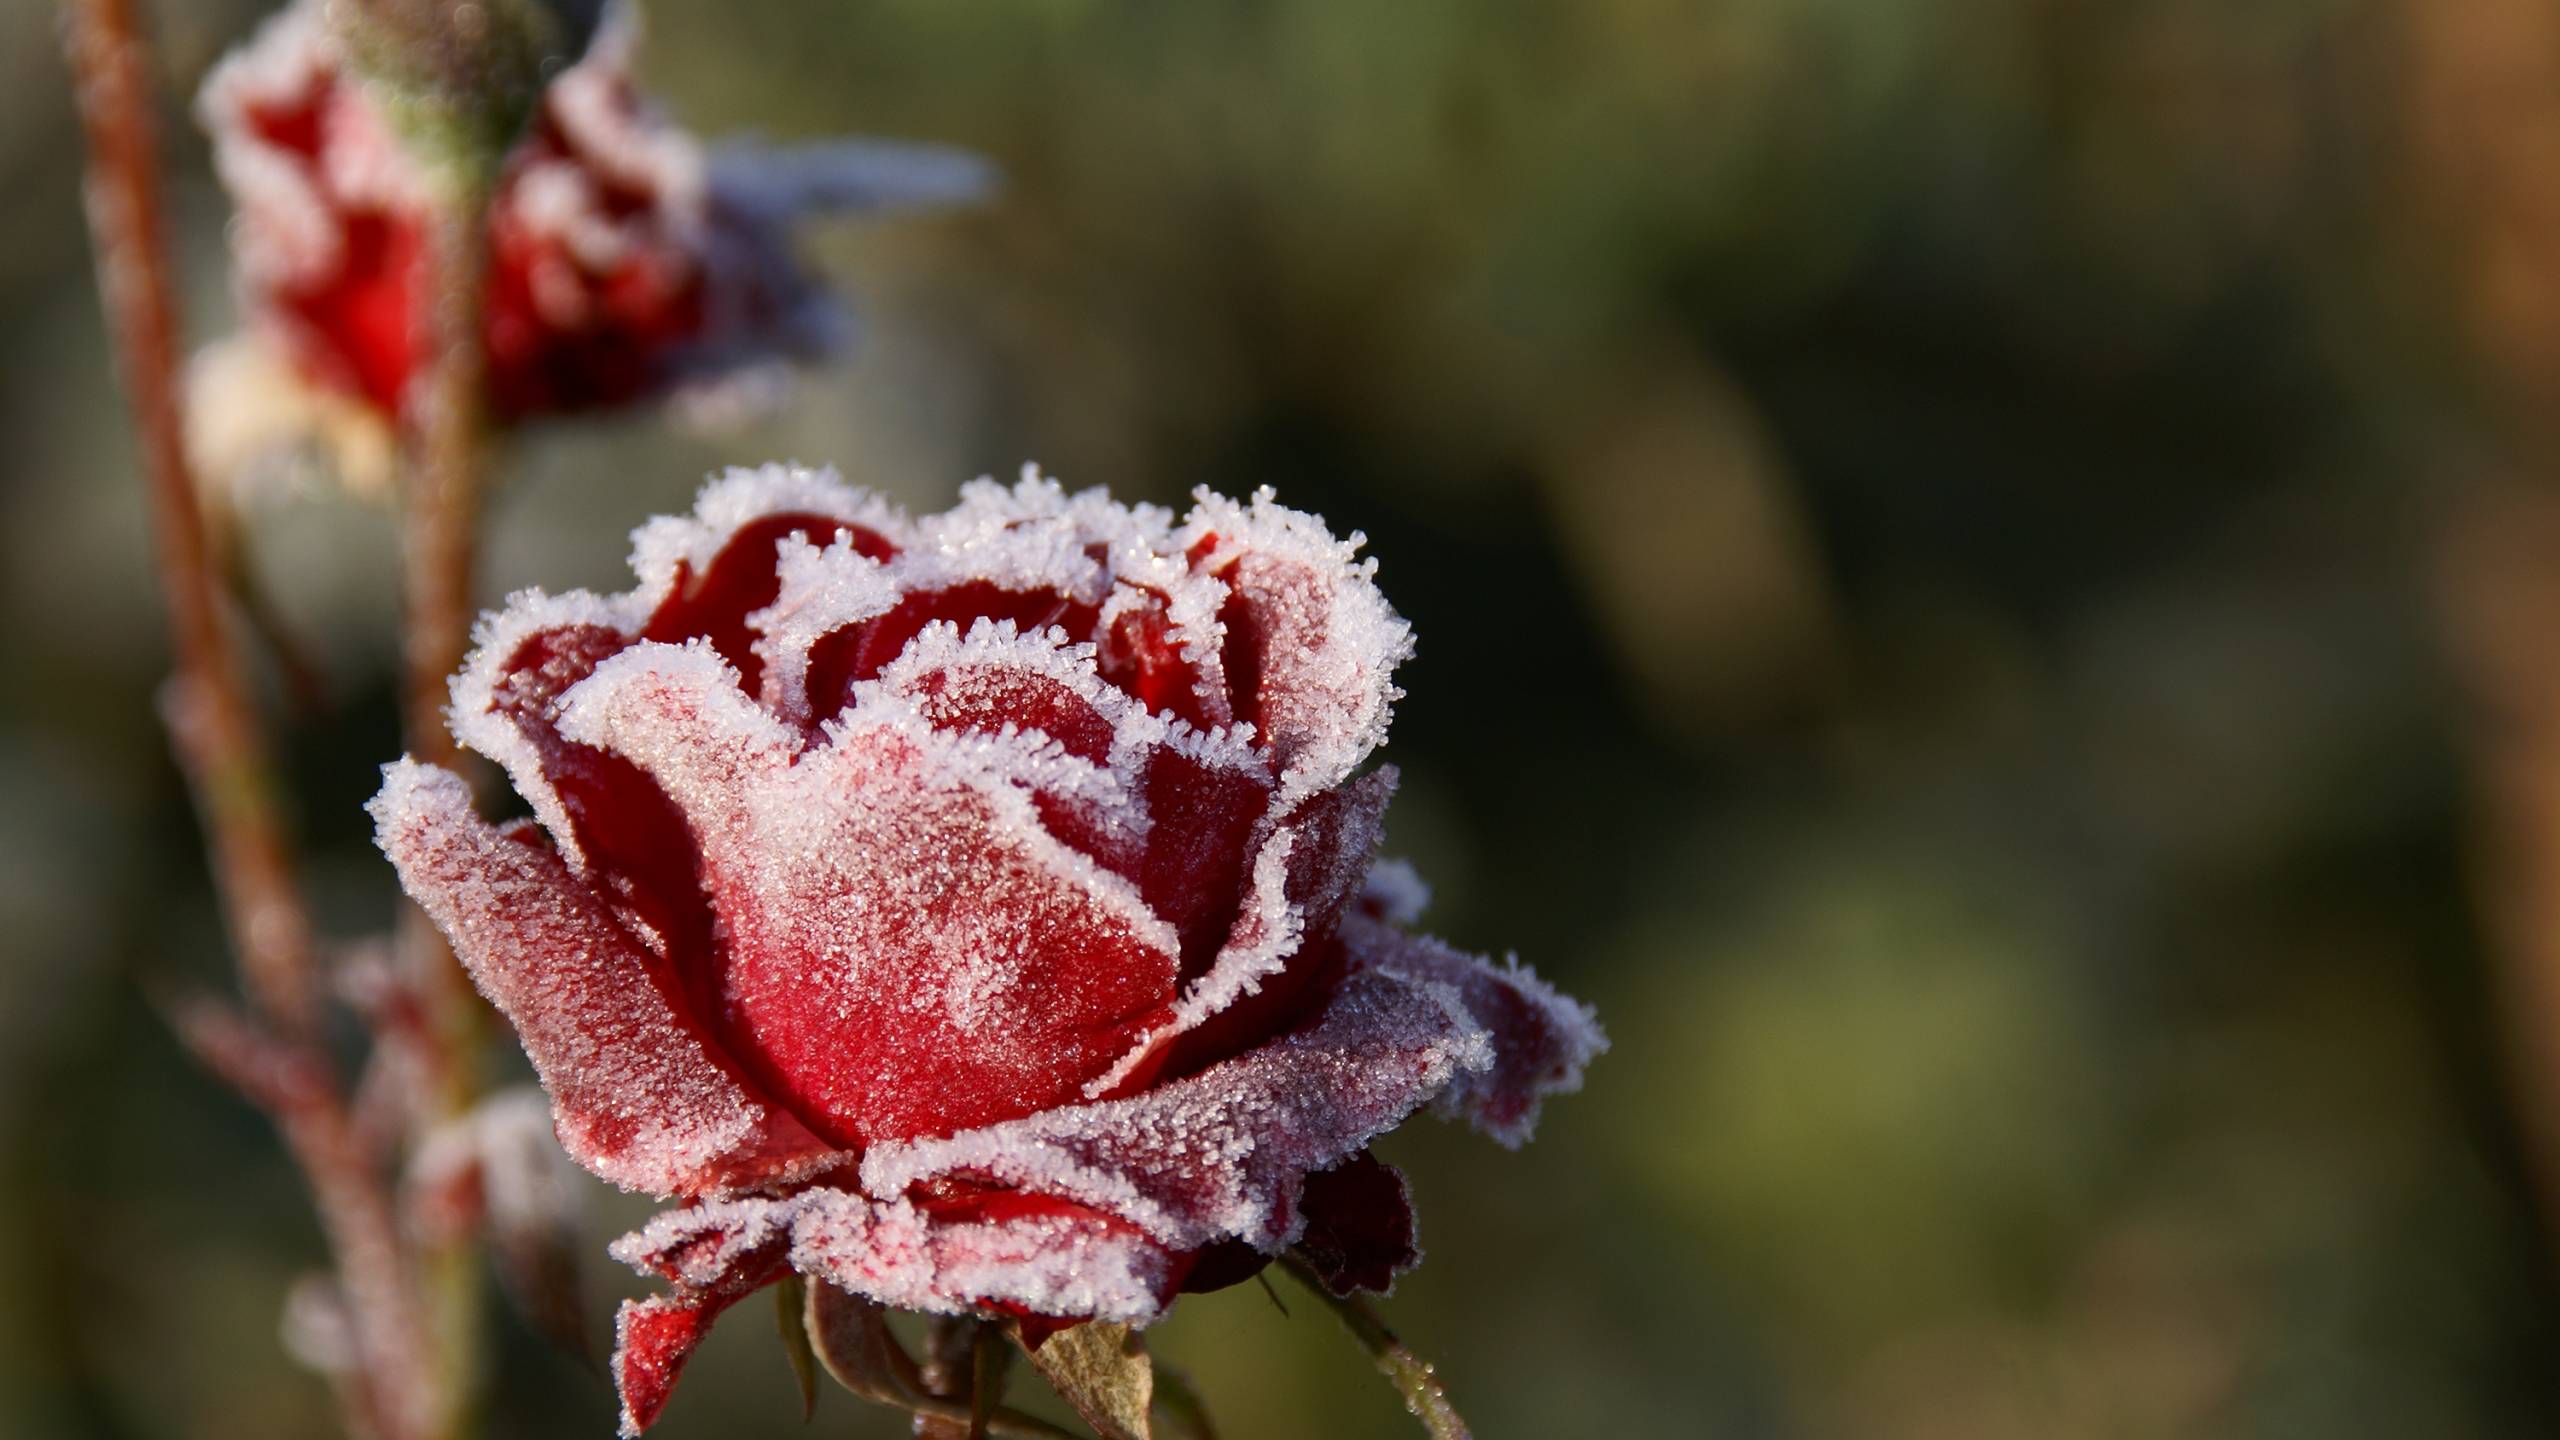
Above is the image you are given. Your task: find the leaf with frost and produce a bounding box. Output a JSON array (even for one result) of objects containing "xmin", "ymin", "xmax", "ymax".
[{"xmin": 1019, "ymin": 1322, "xmax": 1152, "ymax": 1440}]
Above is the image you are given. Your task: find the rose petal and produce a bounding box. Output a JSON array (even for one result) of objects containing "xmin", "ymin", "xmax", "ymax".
[
  {"xmin": 558, "ymin": 649, "xmax": 1183, "ymax": 1147},
  {"xmin": 1182, "ymin": 488, "xmax": 1413, "ymax": 802},
  {"xmin": 613, "ymin": 1294, "xmax": 734, "ymax": 1437},
  {"xmin": 1292, "ymin": 1150, "xmax": 1419, "ymax": 1296},
  {"xmin": 1094, "ymin": 766, "xmax": 1394, "ymax": 1092},
  {"xmin": 860, "ymin": 967, "xmax": 1493, "ymax": 1252},
  {"xmin": 792, "ymin": 1189, "xmax": 1182, "ymax": 1325},
  {"xmin": 370, "ymin": 760, "xmax": 837, "ymax": 1195},
  {"xmin": 1344, "ymin": 914, "xmax": 1610, "ymax": 1148},
  {"xmin": 608, "ymin": 1188, "xmax": 1180, "ymax": 1350}
]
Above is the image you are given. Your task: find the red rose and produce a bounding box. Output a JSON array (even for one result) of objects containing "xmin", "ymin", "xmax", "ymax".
[
  {"xmin": 199, "ymin": 2, "xmax": 983, "ymax": 422},
  {"xmin": 371, "ymin": 466, "xmax": 1603, "ymax": 1434}
]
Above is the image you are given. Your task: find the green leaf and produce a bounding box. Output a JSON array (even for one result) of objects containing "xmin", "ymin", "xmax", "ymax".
[
  {"xmin": 774, "ymin": 1275, "xmax": 818, "ymax": 1421},
  {"xmin": 1016, "ymin": 1322, "xmax": 1153, "ymax": 1440}
]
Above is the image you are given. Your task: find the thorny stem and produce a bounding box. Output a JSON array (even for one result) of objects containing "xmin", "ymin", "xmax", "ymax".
[
  {"xmin": 1280, "ymin": 1256, "xmax": 1473, "ymax": 1440},
  {"xmin": 59, "ymin": 0, "xmax": 318, "ymax": 1036},
  {"xmin": 401, "ymin": 168, "xmax": 500, "ymax": 1440},
  {"xmin": 60, "ymin": 5, "xmax": 438, "ymax": 1439},
  {"xmin": 176, "ymin": 1004, "xmax": 436, "ymax": 1440}
]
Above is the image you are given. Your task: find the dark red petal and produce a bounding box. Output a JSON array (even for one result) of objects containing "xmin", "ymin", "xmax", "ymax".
[
  {"xmin": 810, "ymin": 582, "xmax": 1099, "ymax": 717},
  {"xmin": 1137, "ymin": 747, "xmax": 1275, "ymax": 977},
  {"xmin": 1153, "ymin": 767, "xmax": 1396, "ymax": 1081},
  {"xmin": 554, "ymin": 653, "xmax": 1180, "ymax": 1147},
  {"xmin": 858, "ymin": 966, "xmax": 1494, "ymax": 1253},
  {"xmin": 1173, "ymin": 1239, "xmax": 1270, "ymax": 1297},
  {"xmin": 642, "ymin": 511, "xmax": 874, "ymax": 697},
  {"xmin": 905, "ymin": 657, "xmax": 1119, "ymax": 765},
  {"xmin": 370, "ymin": 761, "xmax": 838, "ymax": 1195},
  {"xmin": 1292, "ymin": 1150, "xmax": 1419, "ymax": 1296},
  {"xmin": 480, "ymin": 621, "xmax": 730, "ymax": 1032},
  {"xmin": 713, "ymin": 730, "xmax": 1179, "ymax": 1147},
  {"xmin": 1092, "ymin": 591, "xmax": 1224, "ymax": 732},
  {"xmin": 614, "ymin": 1293, "xmax": 744, "ymax": 1437},
  {"xmin": 1342, "ymin": 915, "xmax": 1610, "ymax": 1148}
]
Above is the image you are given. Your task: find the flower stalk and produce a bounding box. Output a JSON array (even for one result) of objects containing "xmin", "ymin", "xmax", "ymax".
[
  {"xmin": 393, "ymin": 90, "xmax": 505, "ymax": 1440},
  {"xmin": 58, "ymin": 9, "xmax": 443, "ymax": 1436},
  {"xmin": 1281, "ymin": 1255, "xmax": 1473, "ymax": 1440},
  {"xmin": 61, "ymin": 0, "xmax": 319, "ymax": 1037}
]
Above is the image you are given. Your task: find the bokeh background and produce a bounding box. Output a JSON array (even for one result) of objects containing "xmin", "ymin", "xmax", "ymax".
[{"xmin": 15, "ymin": 0, "xmax": 2560, "ymax": 1435}]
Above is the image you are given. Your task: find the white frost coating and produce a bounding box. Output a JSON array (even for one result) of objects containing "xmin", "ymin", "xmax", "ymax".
[
  {"xmin": 822, "ymin": 704, "xmax": 1181, "ymax": 960},
  {"xmin": 608, "ymin": 1193, "xmax": 798, "ymax": 1291},
  {"xmin": 541, "ymin": 4, "xmax": 709, "ymax": 218},
  {"xmin": 857, "ymin": 629, "xmax": 1147, "ymax": 840},
  {"xmin": 445, "ymin": 586, "xmax": 646, "ymax": 871},
  {"xmin": 627, "ymin": 463, "xmax": 909, "ymax": 600},
  {"xmin": 791, "ymin": 1192, "xmax": 1173, "ymax": 1323},
  {"xmin": 1179, "ymin": 485, "xmax": 1414, "ymax": 804},
  {"xmin": 1344, "ymin": 916, "xmax": 1609, "ymax": 1149},
  {"xmin": 369, "ymin": 759, "xmax": 838, "ymax": 1196},
  {"xmin": 748, "ymin": 533, "xmax": 901, "ymax": 721},
  {"xmin": 553, "ymin": 639, "xmax": 801, "ymax": 837},
  {"xmin": 1086, "ymin": 823, "xmax": 1302, "ymax": 1096},
  {"xmin": 869, "ymin": 616, "xmax": 1233, "ymax": 836},
  {"xmin": 554, "ymin": 639, "xmax": 1181, "ymax": 1055},
  {"xmin": 197, "ymin": 0, "xmax": 437, "ymax": 289},
  {"xmin": 861, "ymin": 968, "xmax": 1493, "ymax": 1252},
  {"xmin": 609, "ymin": 1188, "xmax": 1174, "ymax": 1325},
  {"xmin": 1360, "ymin": 858, "xmax": 1433, "ymax": 925},
  {"xmin": 897, "ymin": 470, "xmax": 1117, "ymax": 605}
]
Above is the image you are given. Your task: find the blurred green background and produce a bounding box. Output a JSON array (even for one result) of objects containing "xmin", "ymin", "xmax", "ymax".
[{"xmin": 13, "ymin": 0, "xmax": 2560, "ymax": 1436}]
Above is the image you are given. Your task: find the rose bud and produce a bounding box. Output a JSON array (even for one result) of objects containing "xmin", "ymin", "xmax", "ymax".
[
  {"xmin": 196, "ymin": 0, "xmax": 987, "ymax": 430},
  {"xmin": 370, "ymin": 466, "xmax": 1604, "ymax": 1434}
]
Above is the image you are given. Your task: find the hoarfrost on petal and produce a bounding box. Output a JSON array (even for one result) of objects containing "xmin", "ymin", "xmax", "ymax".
[
  {"xmin": 628, "ymin": 463, "xmax": 905, "ymax": 604},
  {"xmin": 1344, "ymin": 914, "xmax": 1609, "ymax": 1148},
  {"xmin": 860, "ymin": 967, "xmax": 1492, "ymax": 1253},
  {"xmin": 1358, "ymin": 857, "xmax": 1433, "ymax": 926},
  {"xmin": 1179, "ymin": 486, "xmax": 1414, "ymax": 804},
  {"xmin": 369, "ymin": 760, "xmax": 838, "ymax": 1195},
  {"xmin": 446, "ymin": 587, "xmax": 645, "ymax": 869},
  {"xmin": 614, "ymin": 1294, "xmax": 740, "ymax": 1437},
  {"xmin": 652, "ymin": 712, "xmax": 1181, "ymax": 1146},
  {"xmin": 787, "ymin": 1190, "xmax": 1180, "ymax": 1325}
]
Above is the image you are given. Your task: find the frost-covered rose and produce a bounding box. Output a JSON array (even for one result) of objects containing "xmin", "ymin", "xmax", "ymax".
[
  {"xmin": 199, "ymin": 2, "xmax": 983, "ymax": 423},
  {"xmin": 371, "ymin": 466, "xmax": 1603, "ymax": 1433}
]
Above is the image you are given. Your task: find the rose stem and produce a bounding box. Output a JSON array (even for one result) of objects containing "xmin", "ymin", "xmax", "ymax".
[
  {"xmin": 400, "ymin": 147, "xmax": 501, "ymax": 1440},
  {"xmin": 58, "ymin": 3, "xmax": 434, "ymax": 1437},
  {"xmin": 1279, "ymin": 1256, "xmax": 1474, "ymax": 1440},
  {"xmin": 59, "ymin": 0, "xmax": 317, "ymax": 1037}
]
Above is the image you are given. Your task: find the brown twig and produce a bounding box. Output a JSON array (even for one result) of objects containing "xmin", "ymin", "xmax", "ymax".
[
  {"xmin": 396, "ymin": 163, "xmax": 497, "ymax": 1127},
  {"xmin": 61, "ymin": 6, "xmax": 441, "ymax": 1437},
  {"xmin": 174, "ymin": 1000, "xmax": 437, "ymax": 1440},
  {"xmin": 61, "ymin": 0, "xmax": 318, "ymax": 1035},
  {"xmin": 399, "ymin": 168, "xmax": 500, "ymax": 1440},
  {"xmin": 1279, "ymin": 1256, "xmax": 1472, "ymax": 1440}
]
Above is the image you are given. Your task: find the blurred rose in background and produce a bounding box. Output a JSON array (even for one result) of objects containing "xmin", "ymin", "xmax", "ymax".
[{"xmin": 12, "ymin": 1, "xmax": 2560, "ymax": 1436}]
